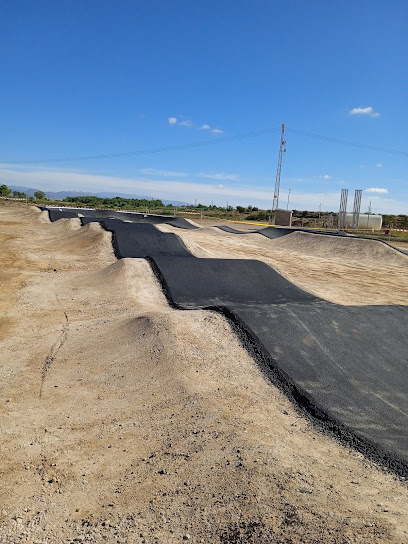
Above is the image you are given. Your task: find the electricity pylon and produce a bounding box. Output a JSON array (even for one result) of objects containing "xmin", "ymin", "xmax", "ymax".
[{"xmin": 272, "ymin": 123, "xmax": 286, "ymax": 212}]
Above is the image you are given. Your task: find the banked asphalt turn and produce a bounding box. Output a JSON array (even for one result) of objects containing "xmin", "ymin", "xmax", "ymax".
[{"xmin": 43, "ymin": 207, "xmax": 408, "ymax": 477}]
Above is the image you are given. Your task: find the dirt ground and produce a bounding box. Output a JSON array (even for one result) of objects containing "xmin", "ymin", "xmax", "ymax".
[
  {"xmin": 158, "ymin": 223, "xmax": 408, "ymax": 306},
  {"xmin": 184, "ymin": 216, "xmax": 408, "ymax": 254},
  {"xmin": 1, "ymin": 202, "xmax": 408, "ymax": 544}
]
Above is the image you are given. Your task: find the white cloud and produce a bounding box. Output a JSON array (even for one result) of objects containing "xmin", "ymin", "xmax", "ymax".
[
  {"xmin": 376, "ymin": 162, "xmax": 383, "ymax": 168},
  {"xmin": 2, "ymin": 165, "xmax": 406, "ymax": 213},
  {"xmin": 287, "ymin": 177, "xmax": 306, "ymax": 183},
  {"xmin": 200, "ymin": 172, "xmax": 238, "ymax": 181},
  {"xmin": 318, "ymin": 174, "xmax": 332, "ymax": 180},
  {"xmin": 139, "ymin": 168, "xmax": 189, "ymax": 178},
  {"xmin": 168, "ymin": 117, "xmax": 193, "ymax": 128},
  {"xmin": 349, "ymin": 106, "xmax": 380, "ymax": 118},
  {"xmin": 169, "ymin": 118, "xmax": 221, "ymax": 130},
  {"xmin": 366, "ymin": 187, "xmax": 388, "ymax": 194},
  {"xmin": 0, "ymin": 165, "xmax": 269, "ymax": 204}
]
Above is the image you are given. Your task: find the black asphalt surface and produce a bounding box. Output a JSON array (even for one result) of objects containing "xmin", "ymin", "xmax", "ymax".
[
  {"xmin": 43, "ymin": 207, "xmax": 198, "ymax": 229},
  {"xmin": 101, "ymin": 220, "xmax": 193, "ymax": 259},
  {"xmin": 47, "ymin": 208, "xmax": 82, "ymax": 221},
  {"xmin": 44, "ymin": 208, "xmax": 408, "ymax": 255},
  {"xmin": 258, "ymin": 226, "xmax": 348, "ymax": 238},
  {"xmin": 152, "ymin": 257, "xmax": 318, "ymax": 308},
  {"xmin": 235, "ymin": 304, "xmax": 408, "ymax": 472},
  {"xmin": 42, "ymin": 206, "xmax": 408, "ymax": 475},
  {"xmin": 216, "ymin": 223, "xmax": 408, "ymax": 256},
  {"xmin": 216, "ymin": 225, "xmax": 259, "ymax": 234},
  {"xmin": 153, "ymin": 256, "xmax": 408, "ymax": 474},
  {"xmin": 216, "ymin": 225, "xmax": 347, "ymax": 237}
]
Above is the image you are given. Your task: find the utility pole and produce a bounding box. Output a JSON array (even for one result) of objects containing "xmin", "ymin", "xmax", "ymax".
[
  {"xmin": 287, "ymin": 188, "xmax": 291, "ymax": 210},
  {"xmin": 272, "ymin": 123, "xmax": 287, "ymax": 214},
  {"xmin": 366, "ymin": 200, "xmax": 372, "ymax": 229}
]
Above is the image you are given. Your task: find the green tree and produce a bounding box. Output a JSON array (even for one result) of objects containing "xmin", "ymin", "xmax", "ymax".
[
  {"xmin": 13, "ymin": 190, "xmax": 27, "ymax": 198},
  {"xmin": 34, "ymin": 190, "xmax": 46, "ymax": 200},
  {"xmin": 0, "ymin": 184, "xmax": 12, "ymax": 197}
]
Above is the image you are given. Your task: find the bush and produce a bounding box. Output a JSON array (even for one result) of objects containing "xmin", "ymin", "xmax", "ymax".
[{"xmin": 246, "ymin": 210, "xmax": 270, "ymax": 221}]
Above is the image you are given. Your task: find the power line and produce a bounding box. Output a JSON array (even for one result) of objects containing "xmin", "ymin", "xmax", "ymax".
[
  {"xmin": 286, "ymin": 127, "xmax": 408, "ymax": 157},
  {"xmin": 2, "ymin": 128, "xmax": 281, "ymax": 164},
  {"xmin": 2, "ymin": 125, "xmax": 408, "ymax": 165}
]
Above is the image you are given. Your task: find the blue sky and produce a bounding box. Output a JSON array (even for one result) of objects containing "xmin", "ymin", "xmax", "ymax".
[{"xmin": 1, "ymin": 1, "xmax": 407, "ymax": 212}]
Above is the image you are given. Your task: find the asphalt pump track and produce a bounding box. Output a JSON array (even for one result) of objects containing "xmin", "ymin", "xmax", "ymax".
[
  {"xmin": 44, "ymin": 208, "xmax": 408, "ymax": 477},
  {"xmin": 216, "ymin": 224, "xmax": 408, "ymax": 255},
  {"xmin": 44, "ymin": 206, "xmax": 199, "ymax": 230},
  {"xmin": 216, "ymin": 224, "xmax": 347, "ymax": 238},
  {"xmin": 43, "ymin": 206, "xmax": 408, "ymax": 255}
]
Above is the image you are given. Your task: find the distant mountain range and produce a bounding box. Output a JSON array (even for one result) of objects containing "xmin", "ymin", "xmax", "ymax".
[{"xmin": 8, "ymin": 186, "xmax": 190, "ymax": 206}]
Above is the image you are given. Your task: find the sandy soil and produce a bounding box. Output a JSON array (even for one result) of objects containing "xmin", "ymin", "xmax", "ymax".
[
  {"xmin": 1, "ymin": 202, "xmax": 408, "ymax": 543},
  {"xmin": 157, "ymin": 224, "xmax": 408, "ymax": 306}
]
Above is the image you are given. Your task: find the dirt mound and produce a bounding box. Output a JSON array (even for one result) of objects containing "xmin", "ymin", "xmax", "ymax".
[
  {"xmin": 75, "ymin": 258, "xmax": 130, "ymax": 288},
  {"xmin": 76, "ymin": 258, "xmax": 155, "ymax": 293},
  {"xmin": 272, "ymin": 231, "xmax": 408, "ymax": 266},
  {"xmin": 45, "ymin": 216, "xmax": 81, "ymax": 232},
  {"xmin": 44, "ymin": 221, "xmax": 113, "ymax": 257},
  {"xmin": 59, "ymin": 312, "xmax": 180, "ymax": 387},
  {"xmin": 168, "ymin": 234, "xmax": 212, "ymax": 257},
  {"xmin": 155, "ymin": 225, "xmax": 213, "ymax": 257},
  {"xmin": 37, "ymin": 210, "xmax": 52, "ymax": 223}
]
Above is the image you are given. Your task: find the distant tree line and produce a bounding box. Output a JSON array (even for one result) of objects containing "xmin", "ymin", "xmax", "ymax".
[
  {"xmin": 1, "ymin": 183, "xmax": 407, "ymax": 227},
  {"xmin": 236, "ymin": 205, "xmax": 259, "ymax": 213},
  {"xmin": 382, "ymin": 214, "xmax": 408, "ymax": 228},
  {"xmin": 0, "ymin": 184, "xmax": 46, "ymax": 200},
  {"xmin": 64, "ymin": 195, "xmax": 168, "ymax": 209},
  {"xmin": 12, "ymin": 190, "xmax": 28, "ymax": 198}
]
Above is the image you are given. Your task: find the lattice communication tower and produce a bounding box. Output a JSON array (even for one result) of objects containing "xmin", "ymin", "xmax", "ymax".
[{"xmin": 272, "ymin": 124, "xmax": 287, "ymax": 212}]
